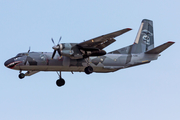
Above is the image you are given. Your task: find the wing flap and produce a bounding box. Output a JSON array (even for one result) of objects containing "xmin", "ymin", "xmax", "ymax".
[
  {"xmin": 95, "ymin": 38, "xmax": 116, "ymax": 49},
  {"xmin": 145, "ymin": 41, "xmax": 175, "ymax": 54}
]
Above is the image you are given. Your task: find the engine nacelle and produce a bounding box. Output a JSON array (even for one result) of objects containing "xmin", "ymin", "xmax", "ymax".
[
  {"xmin": 60, "ymin": 43, "xmax": 106, "ymax": 59},
  {"xmin": 61, "ymin": 50, "xmax": 74, "ymax": 57},
  {"xmin": 86, "ymin": 50, "xmax": 106, "ymax": 56}
]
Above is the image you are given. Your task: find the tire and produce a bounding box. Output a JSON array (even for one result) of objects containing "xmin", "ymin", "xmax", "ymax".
[
  {"xmin": 19, "ymin": 73, "xmax": 25, "ymax": 79},
  {"xmin": 56, "ymin": 78, "xmax": 65, "ymax": 87},
  {"xmin": 84, "ymin": 66, "xmax": 93, "ymax": 74}
]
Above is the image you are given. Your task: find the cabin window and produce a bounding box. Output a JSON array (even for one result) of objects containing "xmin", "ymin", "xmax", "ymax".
[{"xmin": 40, "ymin": 54, "xmax": 46, "ymax": 61}]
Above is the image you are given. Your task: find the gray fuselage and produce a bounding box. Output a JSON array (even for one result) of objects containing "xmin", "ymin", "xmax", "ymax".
[{"xmin": 5, "ymin": 52, "xmax": 159, "ymax": 73}]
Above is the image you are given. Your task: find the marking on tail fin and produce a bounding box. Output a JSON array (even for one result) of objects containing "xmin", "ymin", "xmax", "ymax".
[{"xmin": 142, "ymin": 29, "xmax": 153, "ymax": 45}]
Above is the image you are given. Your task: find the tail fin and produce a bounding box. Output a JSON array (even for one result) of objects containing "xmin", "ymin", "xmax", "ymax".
[{"xmin": 131, "ymin": 19, "xmax": 154, "ymax": 53}]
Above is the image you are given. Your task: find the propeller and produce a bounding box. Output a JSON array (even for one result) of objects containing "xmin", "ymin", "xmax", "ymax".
[
  {"xmin": 51, "ymin": 36, "xmax": 63, "ymax": 59},
  {"xmin": 24, "ymin": 47, "xmax": 31, "ymax": 65},
  {"xmin": 28, "ymin": 46, "xmax": 31, "ymax": 53}
]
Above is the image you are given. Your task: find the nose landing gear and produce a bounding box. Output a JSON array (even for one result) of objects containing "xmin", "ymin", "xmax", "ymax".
[
  {"xmin": 19, "ymin": 73, "xmax": 25, "ymax": 79},
  {"xmin": 18, "ymin": 70, "xmax": 25, "ymax": 79}
]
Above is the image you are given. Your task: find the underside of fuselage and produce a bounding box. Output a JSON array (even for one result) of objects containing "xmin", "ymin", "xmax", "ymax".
[
  {"xmin": 10, "ymin": 53, "xmax": 127, "ymax": 73},
  {"xmin": 13, "ymin": 65, "xmax": 118, "ymax": 73},
  {"xmin": 9, "ymin": 52, "xmax": 158, "ymax": 73}
]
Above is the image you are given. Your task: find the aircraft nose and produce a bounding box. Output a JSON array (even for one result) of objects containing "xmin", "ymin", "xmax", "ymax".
[
  {"xmin": 4, "ymin": 58, "xmax": 15, "ymax": 68},
  {"xmin": 4, "ymin": 58, "xmax": 22, "ymax": 69},
  {"xmin": 4, "ymin": 58, "xmax": 14, "ymax": 67}
]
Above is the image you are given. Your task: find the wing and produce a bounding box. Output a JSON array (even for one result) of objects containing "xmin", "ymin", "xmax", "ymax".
[{"xmin": 77, "ymin": 28, "xmax": 132, "ymax": 50}]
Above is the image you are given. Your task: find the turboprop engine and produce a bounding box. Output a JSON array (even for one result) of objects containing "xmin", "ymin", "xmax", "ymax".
[{"xmin": 51, "ymin": 38, "xmax": 106, "ymax": 59}]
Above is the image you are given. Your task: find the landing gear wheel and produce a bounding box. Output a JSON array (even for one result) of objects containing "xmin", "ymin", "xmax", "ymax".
[
  {"xmin": 84, "ymin": 66, "xmax": 93, "ymax": 74},
  {"xmin": 56, "ymin": 78, "xmax": 65, "ymax": 87},
  {"xmin": 19, "ymin": 73, "xmax": 25, "ymax": 79}
]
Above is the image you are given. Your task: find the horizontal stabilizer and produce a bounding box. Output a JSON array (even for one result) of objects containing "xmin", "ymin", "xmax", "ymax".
[{"xmin": 145, "ymin": 41, "xmax": 175, "ymax": 54}]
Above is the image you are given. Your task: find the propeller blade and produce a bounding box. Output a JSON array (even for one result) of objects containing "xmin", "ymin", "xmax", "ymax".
[
  {"xmin": 28, "ymin": 46, "xmax": 31, "ymax": 53},
  {"xmin": 57, "ymin": 50, "xmax": 61, "ymax": 57},
  {"xmin": 25, "ymin": 47, "xmax": 31, "ymax": 64},
  {"xmin": 24, "ymin": 56, "xmax": 28, "ymax": 65},
  {"xmin": 51, "ymin": 50, "xmax": 56, "ymax": 59},
  {"xmin": 51, "ymin": 36, "xmax": 62, "ymax": 59},
  {"xmin": 51, "ymin": 38, "xmax": 55, "ymax": 45},
  {"xmin": 58, "ymin": 36, "xmax": 62, "ymax": 44}
]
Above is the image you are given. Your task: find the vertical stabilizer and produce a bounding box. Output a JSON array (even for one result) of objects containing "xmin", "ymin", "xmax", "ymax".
[{"xmin": 131, "ymin": 19, "xmax": 154, "ymax": 53}]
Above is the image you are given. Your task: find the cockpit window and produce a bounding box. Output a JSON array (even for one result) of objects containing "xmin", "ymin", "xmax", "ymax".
[
  {"xmin": 14, "ymin": 57, "xmax": 19, "ymax": 60},
  {"xmin": 16, "ymin": 53, "xmax": 26, "ymax": 57}
]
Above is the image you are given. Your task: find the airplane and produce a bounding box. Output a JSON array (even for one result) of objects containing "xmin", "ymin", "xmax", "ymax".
[{"xmin": 4, "ymin": 19, "xmax": 175, "ymax": 87}]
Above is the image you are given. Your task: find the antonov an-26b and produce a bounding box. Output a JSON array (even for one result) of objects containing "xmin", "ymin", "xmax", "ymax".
[{"xmin": 4, "ymin": 19, "xmax": 175, "ymax": 87}]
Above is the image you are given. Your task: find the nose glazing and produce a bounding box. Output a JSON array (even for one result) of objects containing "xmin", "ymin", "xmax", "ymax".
[{"xmin": 4, "ymin": 58, "xmax": 14, "ymax": 67}]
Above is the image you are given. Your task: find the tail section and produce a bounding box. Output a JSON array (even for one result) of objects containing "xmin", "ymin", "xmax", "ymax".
[
  {"xmin": 131, "ymin": 19, "xmax": 154, "ymax": 53},
  {"xmin": 109, "ymin": 19, "xmax": 175, "ymax": 55}
]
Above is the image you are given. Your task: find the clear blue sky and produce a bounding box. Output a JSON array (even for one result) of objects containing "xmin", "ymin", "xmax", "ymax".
[{"xmin": 0, "ymin": 0, "xmax": 180, "ymax": 120}]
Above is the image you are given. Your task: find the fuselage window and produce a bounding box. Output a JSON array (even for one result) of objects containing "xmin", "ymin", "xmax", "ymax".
[{"xmin": 40, "ymin": 54, "xmax": 46, "ymax": 61}]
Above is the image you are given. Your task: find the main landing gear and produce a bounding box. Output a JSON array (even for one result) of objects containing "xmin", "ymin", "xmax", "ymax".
[
  {"xmin": 56, "ymin": 71, "xmax": 65, "ymax": 87},
  {"xmin": 84, "ymin": 66, "xmax": 93, "ymax": 74},
  {"xmin": 84, "ymin": 57, "xmax": 93, "ymax": 75}
]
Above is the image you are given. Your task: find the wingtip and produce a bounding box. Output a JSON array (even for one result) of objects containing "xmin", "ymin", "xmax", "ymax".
[
  {"xmin": 168, "ymin": 41, "xmax": 175, "ymax": 44},
  {"xmin": 127, "ymin": 28, "xmax": 132, "ymax": 30}
]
